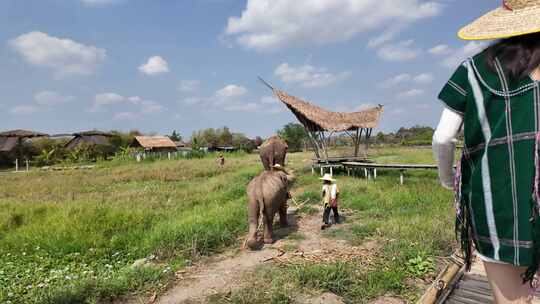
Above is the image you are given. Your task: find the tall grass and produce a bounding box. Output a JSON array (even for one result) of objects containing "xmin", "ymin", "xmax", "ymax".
[
  {"xmin": 1, "ymin": 147, "xmax": 455, "ymax": 303},
  {"xmin": 0, "ymin": 153, "xmax": 258, "ymax": 303},
  {"xmin": 213, "ymin": 146, "xmax": 456, "ymax": 303}
]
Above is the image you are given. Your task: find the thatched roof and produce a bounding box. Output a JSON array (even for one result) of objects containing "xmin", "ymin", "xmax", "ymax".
[
  {"xmin": 133, "ymin": 136, "xmax": 177, "ymax": 150},
  {"xmin": 274, "ymin": 90, "xmax": 383, "ymax": 132},
  {"xmin": 0, "ymin": 137, "xmax": 19, "ymax": 152},
  {"xmin": 73, "ymin": 130, "xmax": 113, "ymax": 137},
  {"xmin": 65, "ymin": 134, "xmax": 112, "ymax": 150},
  {"xmin": 0, "ymin": 129, "xmax": 48, "ymax": 138}
]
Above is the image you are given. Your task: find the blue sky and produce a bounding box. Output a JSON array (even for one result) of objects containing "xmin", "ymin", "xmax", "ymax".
[{"xmin": 0, "ymin": 0, "xmax": 494, "ymax": 138}]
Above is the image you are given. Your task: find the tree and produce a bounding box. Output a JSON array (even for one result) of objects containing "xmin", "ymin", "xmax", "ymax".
[
  {"xmin": 218, "ymin": 127, "xmax": 233, "ymax": 147},
  {"xmin": 232, "ymin": 133, "xmax": 255, "ymax": 152},
  {"xmin": 201, "ymin": 128, "xmax": 219, "ymax": 148},
  {"xmin": 169, "ymin": 130, "xmax": 182, "ymax": 142},
  {"xmin": 277, "ymin": 123, "xmax": 309, "ymax": 152}
]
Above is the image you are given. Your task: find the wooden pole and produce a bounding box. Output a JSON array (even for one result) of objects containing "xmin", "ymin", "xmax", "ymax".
[
  {"xmin": 353, "ymin": 129, "xmax": 360, "ymax": 157},
  {"xmin": 15, "ymin": 159, "xmax": 18, "ymax": 172},
  {"xmin": 418, "ymin": 258, "xmax": 464, "ymax": 304},
  {"xmin": 26, "ymin": 159, "xmax": 29, "ymax": 172},
  {"xmin": 307, "ymin": 131, "xmax": 321, "ymax": 159},
  {"xmin": 319, "ymin": 132, "xmax": 329, "ymax": 163},
  {"xmin": 365, "ymin": 128, "xmax": 372, "ymax": 150}
]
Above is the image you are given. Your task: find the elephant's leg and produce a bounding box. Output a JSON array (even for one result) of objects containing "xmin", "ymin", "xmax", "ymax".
[
  {"xmin": 279, "ymin": 199, "xmax": 288, "ymax": 228},
  {"xmin": 246, "ymin": 197, "xmax": 260, "ymax": 249},
  {"xmin": 263, "ymin": 210, "xmax": 274, "ymax": 244}
]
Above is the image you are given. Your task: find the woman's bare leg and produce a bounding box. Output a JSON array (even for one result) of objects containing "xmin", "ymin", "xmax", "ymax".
[{"xmin": 484, "ymin": 261, "xmax": 532, "ymax": 304}]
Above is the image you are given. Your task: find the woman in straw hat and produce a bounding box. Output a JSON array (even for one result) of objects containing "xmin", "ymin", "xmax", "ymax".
[
  {"xmin": 320, "ymin": 173, "xmax": 340, "ymax": 230},
  {"xmin": 433, "ymin": 1, "xmax": 540, "ymax": 302}
]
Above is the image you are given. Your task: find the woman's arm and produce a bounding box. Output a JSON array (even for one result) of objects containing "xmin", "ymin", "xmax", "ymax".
[{"xmin": 432, "ymin": 108, "xmax": 463, "ymax": 190}]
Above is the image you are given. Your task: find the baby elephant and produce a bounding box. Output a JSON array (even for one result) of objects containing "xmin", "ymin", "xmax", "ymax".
[{"xmin": 246, "ymin": 168, "xmax": 294, "ymax": 250}]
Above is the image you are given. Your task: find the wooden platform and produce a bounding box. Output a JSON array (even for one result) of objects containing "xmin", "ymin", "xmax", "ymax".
[
  {"xmin": 311, "ymin": 157, "xmax": 372, "ymax": 176},
  {"xmin": 312, "ymin": 156, "xmax": 371, "ymax": 164},
  {"xmin": 443, "ymin": 260, "xmax": 539, "ymax": 304},
  {"xmin": 342, "ymin": 162, "xmax": 439, "ymax": 184}
]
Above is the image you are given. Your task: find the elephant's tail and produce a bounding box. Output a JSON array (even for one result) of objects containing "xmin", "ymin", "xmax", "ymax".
[
  {"xmin": 256, "ymin": 186, "xmax": 265, "ymax": 231},
  {"xmin": 257, "ymin": 198, "xmax": 264, "ymax": 231}
]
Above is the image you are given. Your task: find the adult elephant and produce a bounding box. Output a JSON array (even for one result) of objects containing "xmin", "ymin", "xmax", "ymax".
[
  {"xmin": 259, "ymin": 136, "xmax": 288, "ymax": 171},
  {"xmin": 246, "ymin": 168, "xmax": 294, "ymax": 250}
]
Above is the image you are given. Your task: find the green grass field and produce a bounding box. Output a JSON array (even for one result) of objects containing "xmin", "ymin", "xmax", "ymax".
[{"xmin": 0, "ymin": 147, "xmax": 456, "ymax": 303}]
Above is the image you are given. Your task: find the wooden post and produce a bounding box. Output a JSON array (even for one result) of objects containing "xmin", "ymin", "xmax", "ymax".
[
  {"xmin": 330, "ymin": 166, "xmax": 333, "ymax": 176},
  {"xmin": 311, "ymin": 165, "xmax": 315, "ymax": 175},
  {"xmin": 374, "ymin": 168, "xmax": 377, "ymax": 179},
  {"xmin": 365, "ymin": 128, "xmax": 373, "ymax": 151},
  {"xmin": 26, "ymin": 159, "xmax": 29, "ymax": 172},
  {"xmin": 320, "ymin": 166, "xmax": 323, "ymax": 176},
  {"xmin": 15, "ymin": 159, "xmax": 18, "ymax": 172},
  {"xmin": 400, "ymin": 170, "xmax": 405, "ymax": 185},
  {"xmin": 168, "ymin": 152, "xmax": 171, "ymax": 160},
  {"xmin": 364, "ymin": 168, "xmax": 368, "ymax": 178},
  {"xmin": 353, "ymin": 129, "xmax": 360, "ymax": 157}
]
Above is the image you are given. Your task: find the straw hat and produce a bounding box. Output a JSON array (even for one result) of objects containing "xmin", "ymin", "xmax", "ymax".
[
  {"xmin": 320, "ymin": 174, "xmax": 336, "ymax": 182},
  {"xmin": 459, "ymin": 1, "xmax": 540, "ymax": 40}
]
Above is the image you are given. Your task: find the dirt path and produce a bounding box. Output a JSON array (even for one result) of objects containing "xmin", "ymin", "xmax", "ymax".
[{"xmin": 148, "ymin": 207, "xmax": 373, "ymax": 304}]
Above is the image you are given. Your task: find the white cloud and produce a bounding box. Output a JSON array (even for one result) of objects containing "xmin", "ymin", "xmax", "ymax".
[
  {"xmin": 441, "ymin": 42, "xmax": 487, "ymax": 69},
  {"xmin": 113, "ymin": 112, "xmax": 139, "ymax": 121},
  {"xmin": 381, "ymin": 73, "xmax": 433, "ymax": 88},
  {"xmin": 138, "ymin": 56, "xmax": 169, "ymax": 75},
  {"xmin": 9, "ymin": 31, "xmax": 106, "ymax": 76},
  {"xmin": 91, "ymin": 92, "xmax": 164, "ymax": 116},
  {"xmin": 223, "ymin": 102, "xmax": 260, "ymax": 112},
  {"xmin": 215, "ymin": 84, "xmax": 248, "ymax": 99},
  {"xmin": 428, "ymin": 44, "xmax": 452, "ymax": 55},
  {"xmin": 274, "ymin": 63, "xmax": 351, "ymax": 88},
  {"xmin": 140, "ymin": 100, "xmax": 164, "ymax": 114},
  {"xmin": 178, "ymin": 80, "xmax": 200, "ymax": 92},
  {"xmin": 367, "ymin": 26, "xmax": 405, "ymax": 49},
  {"xmin": 397, "ymin": 88, "xmax": 425, "ymax": 98},
  {"xmin": 34, "ymin": 91, "xmax": 74, "ymax": 106},
  {"xmin": 225, "ymin": 0, "xmax": 443, "ymax": 51},
  {"xmin": 81, "ymin": 0, "xmax": 118, "ymax": 6},
  {"xmin": 381, "ymin": 73, "xmax": 412, "ymax": 88},
  {"xmin": 10, "ymin": 105, "xmax": 39, "ymax": 115},
  {"xmin": 413, "ymin": 73, "xmax": 434, "ymax": 84},
  {"xmin": 182, "ymin": 97, "xmax": 208, "ymax": 105},
  {"xmin": 91, "ymin": 92, "xmax": 126, "ymax": 111},
  {"xmin": 128, "ymin": 96, "xmax": 142, "ymax": 104},
  {"xmin": 377, "ymin": 40, "xmax": 420, "ymax": 62}
]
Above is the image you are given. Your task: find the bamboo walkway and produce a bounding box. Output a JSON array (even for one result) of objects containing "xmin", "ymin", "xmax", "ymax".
[{"xmin": 444, "ymin": 259, "xmax": 540, "ymax": 304}]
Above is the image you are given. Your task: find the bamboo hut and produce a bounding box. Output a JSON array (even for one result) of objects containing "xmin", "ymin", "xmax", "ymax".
[
  {"xmin": 259, "ymin": 79, "xmax": 383, "ymax": 162},
  {"xmin": 131, "ymin": 136, "xmax": 177, "ymax": 152},
  {"xmin": 0, "ymin": 129, "xmax": 48, "ymax": 153}
]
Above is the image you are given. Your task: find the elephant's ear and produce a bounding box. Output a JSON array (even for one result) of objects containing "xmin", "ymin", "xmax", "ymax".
[{"xmin": 278, "ymin": 172, "xmax": 289, "ymax": 185}]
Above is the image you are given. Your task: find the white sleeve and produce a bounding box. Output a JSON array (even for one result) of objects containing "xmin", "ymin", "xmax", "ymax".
[{"xmin": 432, "ymin": 108, "xmax": 463, "ymax": 190}]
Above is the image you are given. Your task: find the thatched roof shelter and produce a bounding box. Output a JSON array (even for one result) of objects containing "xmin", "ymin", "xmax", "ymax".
[
  {"xmin": 65, "ymin": 130, "xmax": 113, "ymax": 150},
  {"xmin": 132, "ymin": 136, "xmax": 177, "ymax": 152},
  {"xmin": 0, "ymin": 137, "xmax": 19, "ymax": 152},
  {"xmin": 274, "ymin": 90, "xmax": 383, "ymax": 132},
  {"xmin": 0, "ymin": 129, "xmax": 48, "ymax": 153},
  {"xmin": 259, "ymin": 78, "xmax": 383, "ymax": 160},
  {"xmin": 0, "ymin": 129, "xmax": 48, "ymax": 138}
]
